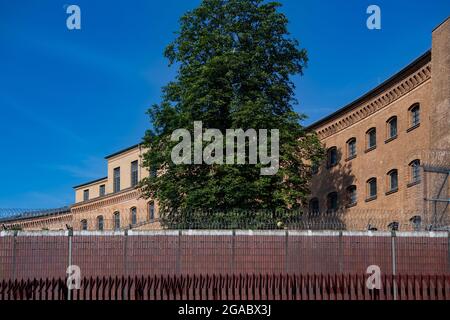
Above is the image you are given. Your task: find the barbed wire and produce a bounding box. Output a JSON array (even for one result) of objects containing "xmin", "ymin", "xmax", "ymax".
[{"xmin": 2, "ymin": 208, "xmax": 448, "ymax": 232}]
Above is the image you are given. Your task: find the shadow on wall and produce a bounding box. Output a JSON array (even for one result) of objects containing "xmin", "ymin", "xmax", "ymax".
[{"xmin": 308, "ymin": 147, "xmax": 357, "ymax": 230}]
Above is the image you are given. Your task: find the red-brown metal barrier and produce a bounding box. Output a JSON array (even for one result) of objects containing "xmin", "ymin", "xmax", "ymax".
[
  {"xmin": 1, "ymin": 231, "xmax": 449, "ymax": 280},
  {"xmin": 0, "ymin": 274, "xmax": 449, "ymax": 301}
]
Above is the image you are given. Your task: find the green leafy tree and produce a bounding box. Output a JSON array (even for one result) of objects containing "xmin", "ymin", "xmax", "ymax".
[{"xmin": 141, "ymin": 0, "xmax": 324, "ymax": 227}]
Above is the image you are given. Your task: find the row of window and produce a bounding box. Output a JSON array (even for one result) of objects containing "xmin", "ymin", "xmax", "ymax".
[
  {"xmin": 310, "ymin": 160, "xmax": 421, "ymax": 212},
  {"xmin": 80, "ymin": 202, "xmax": 155, "ymax": 231},
  {"xmin": 323, "ymin": 103, "xmax": 421, "ymax": 168},
  {"xmin": 82, "ymin": 160, "xmax": 140, "ymax": 202}
]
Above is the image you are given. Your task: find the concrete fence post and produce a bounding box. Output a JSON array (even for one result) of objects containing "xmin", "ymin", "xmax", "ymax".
[
  {"xmin": 284, "ymin": 230, "xmax": 289, "ymax": 274},
  {"xmin": 123, "ymin": 230, "xmax": 128, "ymax": 300},
  {"xmin": 176, "ymin": 230, "xmax": 182, "ymax": 275},
  {"xmin": 448, "ymin": 231, "xmax": 450, "ymax": 273},
  {"xmin": 12, "ymin": 230, "xmax": 18, "ymax": 281},
  {"xmin": 338, "ymin": 231, "xmax": 344, "ymax": 273},
  {"xmin": 391, "ymin": 231, "xmax": 397, "ymax": 301},
  {"xmin": 231, "ymin": 230, "xmax": 236, "ymax": 274},
  {"xmin": 67, "ymin": 229, "xmax": 73, "ymax": 301},
  {"xmin": 123, "ymin": 230, "xmax": 128, "ymax": 276}
]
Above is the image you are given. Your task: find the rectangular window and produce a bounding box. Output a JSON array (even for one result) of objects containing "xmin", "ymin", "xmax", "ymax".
[
  {"xmin": 412, "ymin": 108, "xmax": 420, "ymax": 126},
  {"xmin": 114, "ymin": 213, "xmax": 120, "ymax": 231},
  {"xmin": 390, "ymin": 172, "xmax": 398, "ymax": 191},
  {"xmin": 348, "ymin": 140, "xmax": 357, "ymax": 158},
  {"xmin": 131, "ymin": 207, "xmax": 137, "ymax": 225},
  {"xmin": 99, "ymin": 185, "xmax": 106, "ymax": 197},
  {"xmin": 368, "ymin": 130, "xmax": 376, "ymax": 148},
  {"xmin": 149, "ymin": 202, "xmax": 155, "ymax": 221},
  {"xmin": 97, "ymin": 216, "xmax": 104, "ymax": 231},
  {"xmin": 131, "ymin": 161, "xmax": 139, "ymax": 187},
  {"xmin": 389, "ymin": 118, "xmax": 397, "ymax": 138},
  {"xmin": 113, "ymin": 167, "xmax": 121, "ymax": 193},
  {"xmin": 369, "ymin": 181, "xmax": 377, "ymax": 198},
  {"xmin": 83, "ymin": 189, "xmax": 89, "ymax": 201},
  {"xmin": 348, "ymin": 186, "xmax": 357, "ymax": 205}
]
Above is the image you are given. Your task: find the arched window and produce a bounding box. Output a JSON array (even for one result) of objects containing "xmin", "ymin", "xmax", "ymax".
[
  {"xmin": 113, "ymin": 212, "xmax": 120, "ymax": 230},
  {"xmin": 387, "ymin": 169, "xmax": 398, "ymax": 192},
  {"xmin": 327, "ymin": 147, "xmax": 338, "ymax": 168},
  {"xmin": 347, "ymin": 138, "xmax": 357, "ymax": 159},
  {"xmin": 97, "ymin": 216, "xmax": 104, "ymax": 231},
  {"xmin": 409, "ymin": 104, "xmax": 420, "ymax": 127},
  {"xmin": 148, "ymin": 202, "xmax": 155, "ymax": 221},
  {"xmin": 311, "ymin": 163, "xmax": 319, "ymax": 175},
  {"xmin": 327, "ymin": 192, "xmax": 338, "ymax": 212},
  {"xmin": 366, "ymin": 128, "xmax": 377, "ymax": 149},
  {"xmin": 80, "ymin": 220, "xmax": 88, "ymax": 231},
  {"xmin": 309, "ymin": 198, "xmax": 320, "ymax": 214},
  {"xmin": 130, "ymin": 207, "xmax": 137, "ymax": 225},
  {"xmin": 347, "ymin": 185, "xmax": 357, "ymax": 206},
  {"xmin": 150, "ymin": 166, "xmax": 158, "ymax": 178},
  {"xmin": 387, "ymin": 116, "xmax": 398, "ymax": 139},
  {"xmin": 367, "ymin": 178, "xmax": 377, "ymax": 199},
  {"xmin": 409, "ymin": 160, "xmax": 421, "ymax": 183}
]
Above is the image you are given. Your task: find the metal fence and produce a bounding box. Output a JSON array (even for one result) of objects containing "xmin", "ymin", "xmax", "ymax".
[
  {"xmin": 1, "ymin": 274, "xmax": 449, "ymax": 301},
  {"xmin": 0, "ymin": 230, "xmax": 448, "ymax": 281}
]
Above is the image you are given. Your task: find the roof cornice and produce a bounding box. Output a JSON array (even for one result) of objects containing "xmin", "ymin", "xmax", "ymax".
[{"xmin": 307, "ymin": 50, "xmax": 431, "ymax": 132}]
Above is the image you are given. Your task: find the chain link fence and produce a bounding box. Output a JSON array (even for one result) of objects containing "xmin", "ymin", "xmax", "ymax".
[{"xmin": 2, "ymin": 208, "xmax": 448, "ymax": 232}]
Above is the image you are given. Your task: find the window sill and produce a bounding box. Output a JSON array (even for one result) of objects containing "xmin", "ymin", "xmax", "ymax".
[
  {"xmin": 407, "ymin": 123, "xmax": 420, "ymax": 133},
  {"xmin": 385, "ymin": 188, "xmax": 399, "ymax": 196},
  {"xmin": 407, "ymin": 180, "xmax": 421, "ymax": 188},
  {"xmin": 365, "ymin": 146, "xmax": 377, "ymax": 153},
  {"xmin": 365, "ymin": 196, "xmax": 377, "ymax": 203},
  {"xmin": 345, "ymin": 155, "xmax": 357, "ymax": 162},
  {"xmin": 385, "ymin": 135, "xmax": 398, "ymax": 144},
  {"xmin": 346, "ymin": 202, "xmax": 358, "ymax": 208}
]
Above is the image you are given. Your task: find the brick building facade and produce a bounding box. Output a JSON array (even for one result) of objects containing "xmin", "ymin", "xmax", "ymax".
[
  {"xmin": 308, "ymin": 17, "xmax": 449, "ymax": 230},
  {"xmin": 2, "ymin": 18, "xmax": 449, "ymax": 232}
]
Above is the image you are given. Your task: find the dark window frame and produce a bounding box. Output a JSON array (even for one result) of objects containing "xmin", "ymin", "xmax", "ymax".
[
  {"xmin": 113, "ymin": 211, "xmax": 121, "ymax": 231},
  {"xmin": 327, "ymin": 192, "xmax": 339, "ymax": 212},
  {"xmin": 366, "ymin": 128, "xmax": 377, "ymax": 150},
  {"xmin": 347, "ymin": 185, "xmax": 357, "ymax": 206},
  {"xmin": 409, "ymin": 104, "xmax": 421, "ymax": 128},
  {"xmin": 130, "ymin": 207, "xmax": 137, "ymax": 225},
  {"xmin": 113, "ymin": 167, "xmax": 121, "ymax": 193},
  {"xmin": 83, "ymin": 189, "xmax": 89, "ymax": 201},
  {"xmin": 148, "ymin": 202, "xmax": 155, "ymax": 221},
  {"xmin": 409, "ymin": 160, "xmax": 421, "ymax": 184},
  {"xmin": 309, "ymin": 198, "xmax": 320, "ymax": 214},
  {"xmin": 387, "ymin": 169, "xmax": 399, "ymax": 192},
  {"xmin": 81, "ymin": 219, "xmax": 88, "ymax": 231},
  {"xmin": 347, "ymin": 138, "xmax": 357, "ymax": 159},
  {"xmin": 131, "ymin": 160, "xmax": 139, "ymax": 187},
  {"xmin": 97, "ymin": 216, "xmax": 104, "ymax": 231},
  {"xmin": 367, "ymin": 178, "xmax": 377, "ymax": 199},
  {"xmin": 387, "ymin": 116, "xmax": 398, "ymax": 139},
  {"xmin": 327, "ymin": 147, "xmax": 338, "ymax": 168},
  {"xmin": 99, "ymin": 184, "xmax": 106, "ymax": 197}
]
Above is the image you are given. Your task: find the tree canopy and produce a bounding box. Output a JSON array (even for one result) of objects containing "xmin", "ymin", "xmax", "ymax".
[{"xmin": 141, "ymin": 0, "xmax": 324, "ymax": 227}]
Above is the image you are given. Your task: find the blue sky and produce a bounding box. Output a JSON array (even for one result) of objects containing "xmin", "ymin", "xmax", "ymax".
[{"xmin": 0, "ymin": 0, "xmax": 448, "ymax": 209}]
